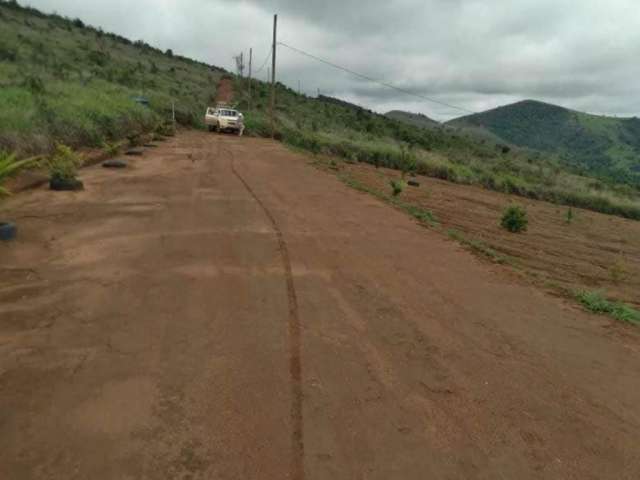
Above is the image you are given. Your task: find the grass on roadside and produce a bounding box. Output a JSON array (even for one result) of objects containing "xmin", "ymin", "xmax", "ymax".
[
  {"xmin": 447, "ymin": 229, "xmax": 510, "ymax": 264},
  {"xmin": 576, "ymin": 290, "xmax": 640, "ymax": 325},
  {"xmin": 337, "ymin": 172, "xmax": 438, "ymax": 227}
]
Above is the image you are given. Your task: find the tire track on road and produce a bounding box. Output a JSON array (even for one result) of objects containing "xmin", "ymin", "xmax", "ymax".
[{"xmin": 223, "ymin": 139, "xmax": 306, "ymax": 480}]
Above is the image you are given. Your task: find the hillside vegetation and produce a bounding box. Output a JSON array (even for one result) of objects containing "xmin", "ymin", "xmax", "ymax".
[
  {"xmin": 385, "ymin": 110, "xmax": 440, "ymax": 129},
  {"xmin": 237, "ymin": 81, "xmax": 640, "ymax": 219},
  {"xmin": 1, "ymin": 1, "xmax": 640, "ymax": 220},
  {"xmin": 448, "ymin": 100, "xmax": 640, "ymax": 188},
  {"xmin": 0, "ymin": 0, "xmax": 223, "ymax": 156}
]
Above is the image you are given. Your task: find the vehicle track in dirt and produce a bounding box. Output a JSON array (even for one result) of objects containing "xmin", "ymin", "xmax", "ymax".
[{"xmin": 226, "ymin": 141, "xmax": 306, "ymax": 480}]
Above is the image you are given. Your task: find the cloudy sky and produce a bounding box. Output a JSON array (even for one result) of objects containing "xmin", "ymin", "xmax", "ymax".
[{"xmin": 25, "ymin": 0, "xmax": 640, "ymax": 120}]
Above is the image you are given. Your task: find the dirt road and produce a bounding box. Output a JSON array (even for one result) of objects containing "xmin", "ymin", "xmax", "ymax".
[{"xmin": 1, "ymin": 132, "xmax": 639, "ymax": 479}]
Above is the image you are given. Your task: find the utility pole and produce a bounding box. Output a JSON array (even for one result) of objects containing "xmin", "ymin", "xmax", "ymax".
[
  {"xmin": 248, "ymin": 48, "xmax": 253, "ymax": 110},
  {"xmin": 298, "ymin": 79, "xmax": 301, "ymax": 95},
  {"xmin": 270, "ymin": 14, "xmax": 277, "ymax": 138},
  {"xmin": 234, "ymin": 52, "xmax": 245, "ymax": 77}
]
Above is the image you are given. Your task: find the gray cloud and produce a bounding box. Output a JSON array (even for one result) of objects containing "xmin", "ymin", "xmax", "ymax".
[{"xmin": 24, "ymin": 0, "xmax": 640, "ymax": 120}]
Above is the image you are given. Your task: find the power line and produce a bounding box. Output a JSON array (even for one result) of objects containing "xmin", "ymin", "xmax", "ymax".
[
  {"xmin": 253, "ymin": 48, "xmax": 272, "ymax": 75},
  {"xmin": 277, "ymin": 41, "xmax": 476, "ymax": 115}
]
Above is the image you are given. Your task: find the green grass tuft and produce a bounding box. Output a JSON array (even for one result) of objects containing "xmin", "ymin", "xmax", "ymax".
[
  {"xmin": 576, "ymin": 291, "xmax": 640, "ymax": 325},
  {"xmin": 447, "ymin": 229, "xmax": 509, "ymax": 264}
]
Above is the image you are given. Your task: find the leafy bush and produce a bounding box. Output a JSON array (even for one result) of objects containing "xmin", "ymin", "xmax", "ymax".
[
  {"xmin": 48, "ymin": 144, "xmax": 83, "ymax": 181},
  {"xmin": 501, "ymin": 204, "xmax": 528, "ymax": 232},
  {"xmin": 244, "ymin": 112, "xmax": 271, "ymax": 137},
  {"xmin": 0, "ymin": 151, "xmax": 39, "ymax": 196},
  {"xmin": 102, "ymin": 141, "xmax": 122, "ymax": 156},
  {"xmin": 156, "ymin": 122, "xmax": 175, "ymax": 137},
  {"xmin": 390, "ymin": 179, "xmax": 404, "ymax": 196}
]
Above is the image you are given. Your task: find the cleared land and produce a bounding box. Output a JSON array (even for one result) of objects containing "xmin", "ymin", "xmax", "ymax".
[
  {"xmin": 323, "ymin": 159, "xmax": 640, "ymax": 309},
  {"xmin": 1, "ymin": 131, "xmax": 639, "ymax": 479}
]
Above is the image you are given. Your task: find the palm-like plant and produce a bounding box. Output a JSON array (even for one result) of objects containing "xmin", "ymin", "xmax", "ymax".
[{"xmin": 0, "ymin": 151, "xmax": 39, "ymax": 197}]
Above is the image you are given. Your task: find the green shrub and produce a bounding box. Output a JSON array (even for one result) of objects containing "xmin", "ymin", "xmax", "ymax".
[
  {"xmin": 0, "ymin": 151, "xmax": 39, "ymax": 196},
  {"xmin": 390, "ymin": 179, "xmax": 404, "ymax": 196},
  {"xmin": 501, "ymin": 204, "xmax": 528, "ymax": 233},
  {"xmin": 127, "ymin": 132, "xmax": 141, "ymax": 146},
  {"xmin": 244, "ymin": 112, "xmax": 271, "ymax": 137},
  {"xmin": 566, "ymin": 207, "xmax": 574, "ymax": 224},
  {"xmin": 48, "ymin": 144, "xmax": 82, "ymax": 181},
  {"xmin": 102, "ymin": 140, "xmax": 122, "ymax": 156},
  {"xmin": 157, "ymin": 122, "xmax": 175, "ymax": 137}
]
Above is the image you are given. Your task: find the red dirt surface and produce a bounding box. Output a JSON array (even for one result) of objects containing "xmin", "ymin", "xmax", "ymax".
[
  {"xmin": 215, "ymin": 77, "xmax": 235, "ymax": 104},
  {"xmin": 333, "ymin": 161, "xmax": 640, "ymax": 308},
  {"xmin": 1, "ymin": 132, "xmax": 640, "ymax": 479}
]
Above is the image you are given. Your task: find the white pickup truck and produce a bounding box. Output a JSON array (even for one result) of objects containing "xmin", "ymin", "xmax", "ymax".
[{"xmin": 205, "ymin": 105, "xmax": 244, "ymax": 135}]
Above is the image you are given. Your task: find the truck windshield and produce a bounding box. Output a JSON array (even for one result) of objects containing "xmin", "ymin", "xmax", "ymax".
[{"xmin": 220, "ymin": 110, "xmax": 237, "ymax": 117}]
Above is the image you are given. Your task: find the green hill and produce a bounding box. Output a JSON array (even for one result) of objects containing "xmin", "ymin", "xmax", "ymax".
[
  {"xmin": 385, "ymin": 110, "xmax": 440, "ymax": 129},
  {"xmin": 447, "ymin": 100, "xmax": 640, "ymax": 187},
  {"xmin": 0, "ymin": 0, "xmax": 224, "ymax": 156}
]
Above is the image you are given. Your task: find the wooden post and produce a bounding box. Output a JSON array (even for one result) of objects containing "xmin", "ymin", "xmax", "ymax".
[
  {"xmin": 248, "ymin": 48, "xmax": 253, "ymax": 110},
  {"xmin": 270, "ymin": 14, "xmax": 277, "ymax": 138}
]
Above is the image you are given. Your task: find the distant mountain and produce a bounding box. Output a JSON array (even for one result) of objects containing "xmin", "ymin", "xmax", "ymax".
[
  {"xmin": 385, "ymin": 110, "xmax": 440, "ymax": 129},
  {"xmin": 447, "ymin": 100, "xmax": 640, "ymax": 186}
]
